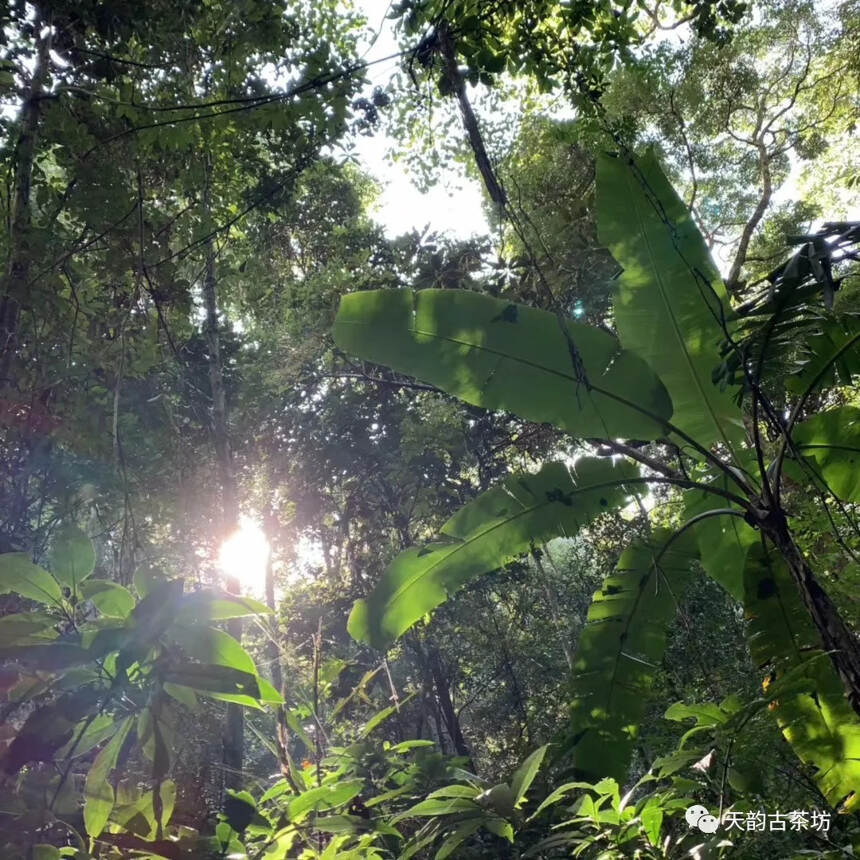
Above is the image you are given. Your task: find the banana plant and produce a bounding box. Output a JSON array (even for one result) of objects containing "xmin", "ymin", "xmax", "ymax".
[{"xmin": 332, "ymin": 150, "xmax": 860, "ymax": 812}]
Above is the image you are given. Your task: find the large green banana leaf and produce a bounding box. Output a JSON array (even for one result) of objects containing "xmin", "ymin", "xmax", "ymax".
[
  {"xmin": 562, "ymin": 529, "xmax": 697, "ymax": 782},
  {"xmin": 347, "ymin": 459, "xmax": 639, "ymax": 650},
  {"xmin": 744, "ymin": 546, "xmax": 860, "ymax": 811},
  {"xmin": 787, "ymin": 406, "xmax": 860, "ymax": 503},
  {"xmin": 596, "ymin": 151, "xmax": 744, "ymax": 450},
  {"xmin": 683, "ymin": 480, "xmax": 756, "ymax": 602},
  {"xmin": 333, "ymin": 289, "xmax": 672, "ymax": 440}
]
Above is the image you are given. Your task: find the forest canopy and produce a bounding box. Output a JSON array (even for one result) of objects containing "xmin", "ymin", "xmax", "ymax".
[{"xmin": 0, "ymin": 0, "xmax": 858, "ymax": 858}]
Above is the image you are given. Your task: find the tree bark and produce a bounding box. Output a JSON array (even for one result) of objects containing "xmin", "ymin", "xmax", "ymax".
[
  {"xmin": 201, "ymin": 155, "xmax": 243, "ymax": 792},
  {"xmin": 426, "ymin": 644, "xmax": 474, "ymax": 766},
  {"xmin": 725, "ymin": 141, "xmax": 772, "ymax": 293},
  {"xmin": 437, "ymin": 21, "xmax": 507, "ymax": 212},
  {"xmin": 764, "ymin": 519, "xmax": 860, "ymax": 720},
  {"xmin": 0, "ymin": 22, "xmax": 51, "ymax": 390}
]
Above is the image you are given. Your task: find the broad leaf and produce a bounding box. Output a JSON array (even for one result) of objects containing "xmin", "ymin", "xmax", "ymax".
[
  {"xmin": 510, "ymin": 745, "xmax": 548, "ymax": 808},
  {"xmin": 744, "ymin": 546, "xmax": 860, "ymax": 811},
  {"xmin": 683, "ymin": 483, "xmax": 756, "ymax": 601},
  {"xmin": 333, "ymin": 288, "xmax": 672, "ymax": 439},
  {"xmin": 348, "ymin": 458, "xmax": 639, "ymax": 649},
  {"xmin": 173, "ymin": 591, "xmax": 272, "ymax": 625},
  {"xmin": 596, "ymin": 150, "xmax": 743, "ymax": 449},
  {"xmin": 287, "ymin": 779, "xmax": 365, "ymax": 823},
  {"xmin": 435, "ymin": 818, "xmax": 484, "ymax": 859},
  {"xmin": 112, "ymin": 780, "xmax": 176, "ymax": 840},
  {"xmin": 84, "ymin": 715, "xmax": 134, "ymax": 837},
  {"xmin": 169, "ymin": 626, "xmax": 257, "ymax": 675},
  {"xmin": 0, "ymin": 553, "xmax": 63, "ymax": 607},
  {"xmin": 159, "ymin": 664, "xmax": 277, "ymax": 706},
  {"xmin": 57, "ymin": 714, "xmax": 118, "ymax": 759},
  {"xmin": 119, "ymin": 578, "xmax": 184, "ymax": 670},
  {"xmin": 788, "ymin": 405, "xmax": 860, "ymax": 502},
  {"xmin": 1, "ymin": 690, "xmax": 97, "ymax": 773},
  {"xmin": 563, "ymin": 529, "xmax": 697, "ymax": 782},
  {"xmin": 49, "ymin": 525, "xmax": 96, "ymax": 591},
  {"xmin": 224, "ymin": 789, "xmax": 257, "ymax": 833},
  {"xmin": 79, "ymin": 579, "xmax": 134, "ymax": 618},
  {"xmin": 0, "ymin": 611, "xmax": 58, "ymax": 646}
]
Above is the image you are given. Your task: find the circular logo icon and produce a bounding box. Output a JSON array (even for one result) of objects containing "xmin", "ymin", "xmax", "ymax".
[{"xmin": 686, "ymin": 805, "xmax": 719, "ymax": 832}]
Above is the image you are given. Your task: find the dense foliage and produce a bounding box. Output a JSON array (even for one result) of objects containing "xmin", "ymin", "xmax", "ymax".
[{"xmin": 0, "ymin": 0, "xmax": 858, "ymax": 858}]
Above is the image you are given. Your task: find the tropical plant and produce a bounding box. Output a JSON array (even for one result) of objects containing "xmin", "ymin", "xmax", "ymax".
[
  {"xmin": 332, "ymin": 148, "xmax": 860, "ymax": 818},
  {"xmin": 0, "ymin": 526, "xmax": 279, "ymax": 855}
]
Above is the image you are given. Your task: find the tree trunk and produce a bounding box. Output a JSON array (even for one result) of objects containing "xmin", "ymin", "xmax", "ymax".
[
  {"xmin": 262, "ymin": 510, "xmax": 298, "ymax": 790},
  {"xmin": 426, "ymin": 645, "xmax": 474, "ymax": 766},
  {"xmin": 765, "ymin": 520, "xmax": 860, "ymax": 720},
  {"xmin": 437, "ymin": 21, "xmax": 507, "ymax": 212},
  {"xmin": 0, "ymin": 22, "xmax": 51, "ymax": 389},
  {"xmin": 201, "ymin": 155, "xmax": 243, "ymax": 791},
  {"xmin": 725, "ymin": 141, "xmax": 772, "ymax": 293}
]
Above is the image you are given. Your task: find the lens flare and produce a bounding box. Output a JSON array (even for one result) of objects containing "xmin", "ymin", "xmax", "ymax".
[{"xmin": 218, "ymin": 516, "xmax": 270, "ymax": 597}]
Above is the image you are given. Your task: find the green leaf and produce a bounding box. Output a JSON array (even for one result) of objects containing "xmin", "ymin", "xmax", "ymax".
[
  {"xmin": 163, "ymin": 682, "xmax": 200, "ymax": 712},
  {"xmin": 133, "ymin": 564, "xmax": 166, "ymax": 598},
  {"xmin": 348, "ymin": 458, "xmax": 639, "ymax": 649},
  {"xmin": 596, "ymin": 150, "xmax": 743, "ymax": 449},
  {"xmin": 256, "ymin": 676, "xmax": 285, "ymax": 704},
  {"xmin": 427, "ymin": 785, "xmax": 481, "ymax": 799},
  {"xmin": 33, "ymin": 846, "xmax": 60, "ymax": 860},
  {"xmin": 683, "ymin": 484, "xmax": 756, "ymax": 601},
  {"xmin": 137, "ymin": 707, "xmax": 171, "ymax": 781},
  {"xmin": 744, "ymin": 546, "xmax": 860, "ymax": 811},
  {"xmin": 260, "ymin": 779, "xmax": 290, "ymax": 804},
  {"xmin": 360, "ymin": 692, "xmax": 415, "ymax": 737},
  {"xmin": 393, "ymin": 796, "xmax": 479, "ymax": 823},
  {"xmin": 529, "ymin": 781, "xmax": 594, "ymax": 818},
  {"xmin": 475, "ymin": 783, "xmax": 515, "ymax": 818},
  {"xmin": 84, "ymin": 715, "xmax": 134, "ymax": 837},
  {"xmin": 0, "ymin": 553, "xmax": 63, "ymax": 607},
  {"xmin": 1, "ymin": 689, "xmax": 97, "ymax": 773},
  {"xmin": 287, "ymin": 779, "xmax": 365, "ymax": 823},
  {"xmin": 173, "ymin": 591, "xmax": 273, "ymax": 625},
  {"xmin": 79, "ymin": 579, "xmax": 134, "ymax": 618},
  {"xmin": 641, "ymin": 805, "xmax": 663, "ymax": 847},
  {"xmin": 160, "ymin": 664, "xmax": 262, "ymax": 699},
  {"xmin": 435, "ymin": 818, "xmax": 484, "ymax": 859},
  {"xmin": 57, "ymin": 714, "xmax": 118, "ymax": 759},
  {"xmin": 49, "ymin": 525, "xmax": 96, "ymax": 591},
  {"xmin": 169, "ymin": 626, "xmax": 257, "ymax": 675},
  {"xmin": 0, "ymin": 611, "xmax": 58, "ymax": 646},
  {"xmin": 651, "ymin": 750, "xmax": 703, "ymax": 778},
  {"xmin": 112, "ymin": 780, "xmax": 176, "ymax": 840},
  {"xmin": 664, "ymin": 701, "xmax": 727, "ymax": 727},
  {"xmin": 510, "ymin": 745, "xmax": 547, "ymax": 807},
  {"xmin": 563, "ymin": 529, "xmax": 697, "ymax": 782},
  {"xmin": 483, "ymin": 817, "xmax": 514, "ymax": 841},
  {"xmin": 0, "ymin": 642, "xmax": 91, "ymax": 671},
  {"xmin": 788, "ymin": 405, "xmax": 860, "ymax": 502},
  {"xmin": 333, "ymin": 288, "xmax": 672, "ymax": 439},
  {"xmin": 387, "ymin": 739, "xmax": 435, "ymax": 754},
  {"xmin": 224, "ymin": 789, "xmax": 257, "ymax": 832},
  {"xmin": 119, "ymin": 578, "xmax": 184, "ymax": 669}
]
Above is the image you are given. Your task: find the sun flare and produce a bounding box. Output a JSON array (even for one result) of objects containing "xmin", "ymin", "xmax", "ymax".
[{"xmin": 218, "ymin": 516, "xmax": 270, "ymax": 598}]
